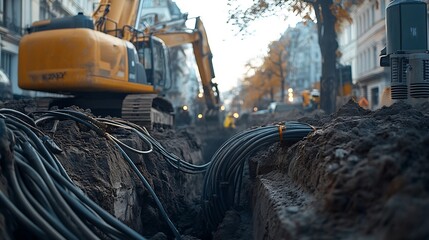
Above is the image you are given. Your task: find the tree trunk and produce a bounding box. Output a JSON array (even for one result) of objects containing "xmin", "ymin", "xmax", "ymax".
[
  {"xmin": 281, "ymin": 77, "xmax": 285, "ymax": 102},
  {"xmin": 313, "ymin": 1, "xmax": 338, "ymax": 114},
  {"xmin": 280, "ymin": 63, "xmax": 286, "ymax": 102}
]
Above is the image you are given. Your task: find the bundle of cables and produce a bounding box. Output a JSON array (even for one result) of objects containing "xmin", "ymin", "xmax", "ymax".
[
  {"xmin": 0, "ymin": 107, "xmax": 314, "ymax": 238},
  {"xmin": 96, "ymin": 118, "xmax": 210, "ymax": 174},
  {"xmin": 0, "ymin": 108, "xmax": 192, "ymax": 239},
  {"xmin": 201, "ymin": 121, "xmax": 314, "ymax": 229}
]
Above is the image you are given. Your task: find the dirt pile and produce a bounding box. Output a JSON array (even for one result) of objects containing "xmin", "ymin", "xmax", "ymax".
[{"xmin": 251, "ymin": 100, "xmax": 429, "ymax": 239}]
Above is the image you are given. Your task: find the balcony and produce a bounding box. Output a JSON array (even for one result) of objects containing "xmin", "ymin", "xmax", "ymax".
[{"xmin": 0, "ymin": 18, "xmax": 23, "ymax": 36}]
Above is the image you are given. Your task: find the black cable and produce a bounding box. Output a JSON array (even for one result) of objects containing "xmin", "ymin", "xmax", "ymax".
[
  {"xmin": 202, "ymin": 121, "xmax": 314, "ymax": 229},
  {"xmin": 0, "ymin": 190, "xmax": 46, "ymax": 238},
  {"xmin": 109, "ymin": 136, "xmax": 182, "ymax": 240},
  {"xmin": 36, "ymin": 110, "xmax": 182, "ymax": 239},
  {"xmin": 55, "ymin": 184, "xmax": 128, "ymax": 240},
  {"xmin": 44, "ymin": 158, "xmax": 145, "ymax": 240},
  {"xmin": 22, "ymin": 138, "xmax": 100, "ymax": 240},
  {"xmin": 2, "ymin": 108, "xmax": 314, "ymax": 239},
  {"xmin": 1, "ymin": 110, "xmax": 148, "ymax": 240},
  {"xmin": 14, "ymin": 152, "xmax": 56, "ymax": 214},
  {"xmin": 6, "ymin": 156, "xmax": 66, "ymax": 240},
  {"xmin": 0, "ymin": 108, "xmax": 38, "ymax": 128},
  {"xmin": 16, "ymin": 169, "xmax": 78, "ymax": 240},
  {"xmin": 99, "ymin": 118, "xmax": 210, "ymax": 173}
]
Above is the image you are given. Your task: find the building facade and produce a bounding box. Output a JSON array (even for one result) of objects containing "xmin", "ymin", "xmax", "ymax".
[
  {"xmin": 338, "ymin": 0, "xmax": 391, "ymax": 109},
  {"xmin": 0, "ymin": 0, "xmax": 94, "ymax": 96},
  {"xmin": 283, "ymin": 21, "xmax": 322, "ymax": 93}
]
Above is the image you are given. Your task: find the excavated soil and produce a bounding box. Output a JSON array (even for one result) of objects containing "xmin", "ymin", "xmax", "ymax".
[
  {"xmin": 1, "ymin": 99, "xmax": 429, "ymax": 239},
  {"xmin": 248, "ymin": 100, "xmax": 429, "ymax": 239}
]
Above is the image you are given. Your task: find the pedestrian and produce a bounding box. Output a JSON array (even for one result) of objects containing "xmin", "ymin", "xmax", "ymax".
[
  {"xmin": 358, "ymin": 96, "xmax": 369, "ymax": 109},
  {"xmin": 223, "ymin": 113, "xmax": 236, "ymax": 129}
]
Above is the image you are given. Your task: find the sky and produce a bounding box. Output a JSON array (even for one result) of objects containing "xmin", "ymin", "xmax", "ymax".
[{"xmin": 174, "ymin": 0, "xmax": 301, "ymax": 93}]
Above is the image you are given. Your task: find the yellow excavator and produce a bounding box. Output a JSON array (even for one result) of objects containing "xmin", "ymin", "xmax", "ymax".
[{"xmin": 18, "ymin": 0, "xmax": 220, "ymax": 128}]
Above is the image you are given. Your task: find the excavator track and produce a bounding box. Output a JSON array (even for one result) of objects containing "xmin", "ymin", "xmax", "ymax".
[
  {"xmin": 122, "ymin": 94, "xmax": 174, "ymax": 129},
  {"xmin": 33, "ymin": 97, "xmax": 53, "ymax": 111},
  {"xmin": 31, "ymin": 94, "xmax": 174, "ymax": 129}
]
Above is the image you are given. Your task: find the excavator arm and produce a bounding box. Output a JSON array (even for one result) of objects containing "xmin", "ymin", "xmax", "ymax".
[
  {"xmin": 92, "ymin": 0, "xmax": 143, "ymax": 41},
  {"xmin": 152, "ymin": 17, "xmax": 220, "ymax": 113},
  {"xmin": 92, "ymin": 0, "xmax": 220, "ymax": 113}
]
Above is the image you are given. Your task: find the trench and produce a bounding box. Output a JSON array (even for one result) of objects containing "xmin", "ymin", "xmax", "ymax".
[{"xmin": 2, "ymin": 100, "xmax": 429, "ymax": 239}]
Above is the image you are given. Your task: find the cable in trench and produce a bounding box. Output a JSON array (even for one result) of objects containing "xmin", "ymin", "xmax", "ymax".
[
  {"xmin": 201, "ymin": 121, "xmax": 315, "ymax": 229},
  {"xmin": 34, "ymin": 109, "xmax": 183, "ymax": 239},
  {"xmin": 1, "ymin": 109, "xmax": 209, "ymax": 239},
  {"xmin": 0, "ymin": 109, "xmax": 147, "ymax": 239},
  {"xmin": 0, "ymin": 108, "xmax": 315, "ymax": 238}
]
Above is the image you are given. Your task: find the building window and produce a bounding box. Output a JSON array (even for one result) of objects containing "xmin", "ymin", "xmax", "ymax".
[
  {"xmin": 363, "ymin": 51, "xmax": 367, "ymax": 72},
  {"xmin": 373, "ymin": 45, "xmax": 378, "ymax": 69},
  {"xmin": 0, "ymin": 0, "xmax": 4, "ymax": 25},
  {"xmin": 367, "ymin": 49, "xmax": 371, "ymax": 71},
  {"xmin": 367, "ymin": 49, "xmax": 370, "ymax": 71},
  {"xmin": 363, "ymin": 11, "xmax": 367, "ymax": 31},
  {"xmin": 40, "ymin": 1, "xmax": 50, "ymax": 20},
  {"xmin": 143, "ymin": 0, "xmax": 168, "ymax": 8},
  {"xmin": 371, "ymin": 87, "xmax": 379, "ymax": 108},
  {"xmin": 0, "ymin": 0, "xmax": 22, "ymax": 34},
  {"xmin": 363, "ymin": 49, "xmax": 368, "ymax": 72},
  {"xmin": 365, "ymin": 10, "xmax": 368, "ymax": 30},
  {"xmin": 366, "ymin": 49, "xmax": 370, "ymax": 71},
  {"xmin": 359, "ymin": 53, "xmax": 362, "ymax": 73},
  {"xmin": 347, "ymin": 25, "xmax": 352, "ymax": 42},
  {"xmin": 359, "ymin": 14, "xmax": 362, "ymax": 34},
  {"xmin": 357, "ymin": 54, "xmax": 360, "ymax": 74},
  {"xmin": 381, "ymin": 0, "xmax": 386, "ymax": 18},
  {"xmin": 357, "ymin": 16, "xmax": 361, "ymax": 35},
  {"xmin": 362, "ymin": 86, "xmax": 368, "ymax": 99},
  {"xmin": 1, "ymin": 51, "xmax": 13, "ymax": 78},
  {"xmin": 359, "ymin": 14, "xmax": 363, "ymax": 34}
]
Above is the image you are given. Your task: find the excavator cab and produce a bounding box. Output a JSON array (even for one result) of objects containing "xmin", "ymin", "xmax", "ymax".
[{"xmin": 134, "ymin": 36, "xmax": 171, "ymax": 90}]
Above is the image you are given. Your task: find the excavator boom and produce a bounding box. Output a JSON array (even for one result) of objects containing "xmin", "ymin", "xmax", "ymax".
[
  {"xmin": 93, "ymin": 0, "xmax": 144, "ymax": 41},
  {"xmin": 153, "ymin": 17, "xmax": 220, "ymax": 112}
]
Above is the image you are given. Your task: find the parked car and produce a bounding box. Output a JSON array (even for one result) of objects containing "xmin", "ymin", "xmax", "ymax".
[
  {"xmin": 267, "ymin": 102, "xmax": 298, "ymax": 113},
  {"xmin": 0, "ymin": 70, "xmax": 12, "ymax": 100},
  {"xmin": 252, "ymin": 109, "xmax": 269, "ymax": 115}
]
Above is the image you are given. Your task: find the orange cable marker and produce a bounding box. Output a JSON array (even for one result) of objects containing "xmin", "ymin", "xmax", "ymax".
[{"xmin": 278, "ymin": 124, "xmax": 286, "ymax": 143}]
